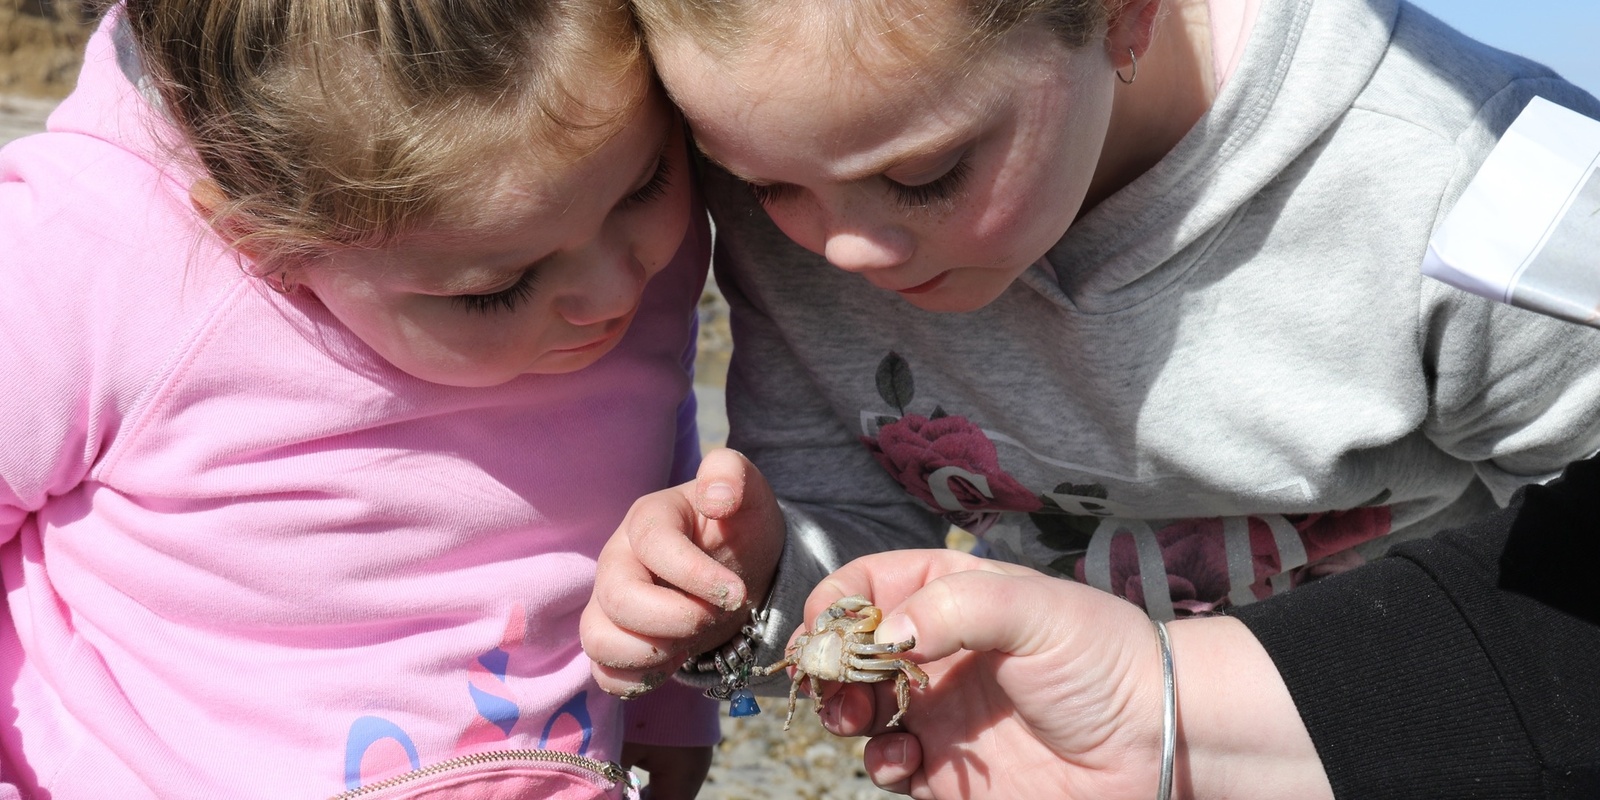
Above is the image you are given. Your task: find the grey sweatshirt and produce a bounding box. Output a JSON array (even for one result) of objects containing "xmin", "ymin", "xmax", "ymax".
[{"xmin": 698, "ymin": 0, "xmax": 1600, "ymax": 679}]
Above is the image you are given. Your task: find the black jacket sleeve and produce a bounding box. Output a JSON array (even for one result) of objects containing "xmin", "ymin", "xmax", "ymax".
[{"xmin": 1232, "ymin": 456, "xmax": 1600, "ymax": 798}]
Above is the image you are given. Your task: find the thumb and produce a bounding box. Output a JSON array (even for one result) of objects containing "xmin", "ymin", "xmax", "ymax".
[{"xmin": 874, "ymin": 571, "xmax": 1093, "ymax": 662}]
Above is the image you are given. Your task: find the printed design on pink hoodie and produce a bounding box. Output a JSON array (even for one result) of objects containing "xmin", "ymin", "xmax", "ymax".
[{"xmin": 342, "ymin": 604, "xmax": 597, "ymax": 790}]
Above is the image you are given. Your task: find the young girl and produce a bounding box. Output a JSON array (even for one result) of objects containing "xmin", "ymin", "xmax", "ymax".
[
  {"xmin": 0, "ymin": 0, "xmax": 718, "ymax": 797},
  {"xmin": 581, "ymin": 0, "xmax": 1600, "ymax": 704}
]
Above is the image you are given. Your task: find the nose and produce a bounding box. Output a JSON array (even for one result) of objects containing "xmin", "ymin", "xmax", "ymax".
[
  {"xmin": 818, "ymin": 198, "xmax": 914, "ymax": 274},
  {"xmin": 552, "ymin": 248, "xmax": 647, "ymax": 327},
  {"xmin": 823, "ymin": 226, "xmax": 916, "ymax": 273}
]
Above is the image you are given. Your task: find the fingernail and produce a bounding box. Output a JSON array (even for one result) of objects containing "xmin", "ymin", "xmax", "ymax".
[
  {"xmin": 875, "ymin": 614, "xmax": 916, "ymax": 646},
  {"xmin": 884, "ymin": 737, "xmax": 907, "ymax": 765},
  {"xmin": 822, "ymin": 696, "xmax": 842, "ymax": 729},
  {"xmin": 707, "ymin": 582, "xmax": 742, "ymax": 612},
  {"xmin": 699, "ymin": 481, "xmax": 736, "ymax": 514}
]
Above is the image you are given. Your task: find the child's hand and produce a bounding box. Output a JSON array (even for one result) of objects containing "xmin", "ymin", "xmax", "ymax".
[
  {"xmin": 800, "ymin": 550, "xmax": 1166, "ymax": 800},
  {"xmin": 581, "ymin": 448, "xmax": 786, "ymax": 696}
]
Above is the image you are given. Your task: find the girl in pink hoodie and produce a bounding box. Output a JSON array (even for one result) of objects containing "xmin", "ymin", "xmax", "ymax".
[{"xmin": 0, "ymin": 0, "xmax": 717, "ymax": 797}]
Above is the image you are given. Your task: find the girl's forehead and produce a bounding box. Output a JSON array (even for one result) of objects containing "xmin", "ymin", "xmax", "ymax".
[
  {"xmin": 421, "ymin": 87, "xmax": 671, "ymax": 237},
  {"xmin": 750, "ymin": 0, "xmax": 970, "ymax": 66}
]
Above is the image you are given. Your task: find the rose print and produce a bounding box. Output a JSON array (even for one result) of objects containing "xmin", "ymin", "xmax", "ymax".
[{"xmin": 863, "ymin": 413, "xmax": 1042, "ymax": 517}]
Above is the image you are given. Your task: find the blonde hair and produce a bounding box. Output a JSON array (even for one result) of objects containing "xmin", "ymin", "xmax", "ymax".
[
  {"xmin": 125, "ymin": 0, "xmax": 645, "ymax": 271},
  {"xmin": 631, "ymin": 0, "xmax": 1116, "ymax": 64}
]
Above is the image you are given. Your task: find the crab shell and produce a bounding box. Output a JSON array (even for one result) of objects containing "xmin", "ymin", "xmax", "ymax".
[{"xmin": 761, "ymin": 595, "xmax": 929, "ymax": 730}]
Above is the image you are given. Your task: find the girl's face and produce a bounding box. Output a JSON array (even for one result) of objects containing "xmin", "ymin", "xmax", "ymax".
[
  {"xmin": 652, "ymin": 12, "xmax": 1116, "ymax": 312},
  {"xmin": 298, "ymin": 89, "xmax": 692, "ymax": 387}
]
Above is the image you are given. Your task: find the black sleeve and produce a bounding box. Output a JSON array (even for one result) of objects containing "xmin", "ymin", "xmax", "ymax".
[{"xmin": 1232, "ymin": 456, "xmax": 1600, "ymax": 799}]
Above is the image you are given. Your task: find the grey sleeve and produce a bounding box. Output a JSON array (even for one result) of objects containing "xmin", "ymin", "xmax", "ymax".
[
  {"xmin": 1421, "ymin": 79, "xmax": 1600, "ymax": 503},
  {"xmin": 1421, "ymin": 274, "xmax": 1600, "ymax": 504}
]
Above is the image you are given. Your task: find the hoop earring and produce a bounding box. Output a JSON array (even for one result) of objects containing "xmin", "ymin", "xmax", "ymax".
[
  {"xmin": 1116, "ymin": 48, "xmax": 1138, "ymax": 85},
  {"xmin": 270, "ymin": 272, "xmax": 296, "ymax": 294}
]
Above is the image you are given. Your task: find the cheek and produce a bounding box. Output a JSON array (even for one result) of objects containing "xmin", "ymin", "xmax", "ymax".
[
  {"xmin": 637, "ymin": 177, "xmax": 696, "ymax": 273},
  {"xmin": 941, "ymin": 193, "xmax": 1038, "ymax": 265},
  {"xmin": 759, "ymin": 199, "xmax": 828, "ymax": 257},
  {"xmin": 959, "ymin": 162, "xmax": 1075, "ymax": 263}
]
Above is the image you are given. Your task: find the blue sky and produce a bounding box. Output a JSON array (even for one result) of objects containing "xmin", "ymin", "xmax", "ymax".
[{"xmin": 1407, "ymin": 0, "xmax": 1600, "ymax": 96}]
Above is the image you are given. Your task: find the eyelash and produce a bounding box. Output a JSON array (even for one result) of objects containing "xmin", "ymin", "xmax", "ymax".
[
  {"xmin": 744, "ymin": 156, "xmax": 973, "ymax": 210},
  {"xmin": 748, "ymin": 182, "xmax": 794, "ymax": 206},
  {"xmin": 889, "ymin": 157, "xmax": 972, "ymax": 209},
  {"xmin": 454, "ymin": 270, "xmax": 541, "ymax": 315},
  {"xmin": 622, "ymin": 154, "xmax": 674, "ymax": 207}
]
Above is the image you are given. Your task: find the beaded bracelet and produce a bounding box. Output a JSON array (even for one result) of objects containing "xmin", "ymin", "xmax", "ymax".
[{"xmin": 682, "ymin": 606, "xmax": 770, "ymax": 717}]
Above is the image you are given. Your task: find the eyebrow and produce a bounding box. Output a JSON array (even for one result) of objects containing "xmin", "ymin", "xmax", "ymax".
[{"xmin": 692, "ymin": 126, "xmax": 971, "ymax": 187}]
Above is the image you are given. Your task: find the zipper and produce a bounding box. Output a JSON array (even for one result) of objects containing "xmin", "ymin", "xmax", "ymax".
[{"xmin": 327, "ymin": 748, "xmax": 637, "ymax": 800}]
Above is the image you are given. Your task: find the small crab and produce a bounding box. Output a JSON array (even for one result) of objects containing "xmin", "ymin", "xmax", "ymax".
[{"xmin": 760, "ymin": 595, "xmax": 929, "ymax": 730}]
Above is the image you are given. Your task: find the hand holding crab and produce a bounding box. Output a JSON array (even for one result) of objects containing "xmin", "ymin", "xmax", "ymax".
[
  {"xmin": 803, "ymin": 550, "xmax": 1327, "ymax": 800},
  {"xmin": 762, "ymin": 595, "xmax": 929, "ymax": 730}
]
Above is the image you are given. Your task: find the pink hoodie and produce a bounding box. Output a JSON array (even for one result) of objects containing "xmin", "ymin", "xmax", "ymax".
[{"xmin": 0, "ymin": 12, "xmax": 716, "ymax": 799}]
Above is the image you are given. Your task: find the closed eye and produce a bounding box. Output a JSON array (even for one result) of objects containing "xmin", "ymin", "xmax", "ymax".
[
  {"xmin": 453, "ymin": 269, "xmax": 540, "ymax": 315},
  {"xmin": 621, "ymin": 153, "xmax": 674, "ymax": 207},
  {"xmin": 747, "ymin": 181, "xmax": 796, "ymax": 207},
  {"xmin": 888, "ymin": 156, "xmax": 971, "ymax": 210}
]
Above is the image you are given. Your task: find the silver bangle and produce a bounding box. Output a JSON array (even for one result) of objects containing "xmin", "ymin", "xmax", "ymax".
[{"xmin": 1154, "ymin": 619, "xmax": 1177, "ymax": 800}]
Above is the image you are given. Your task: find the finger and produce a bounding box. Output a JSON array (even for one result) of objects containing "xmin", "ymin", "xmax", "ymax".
[
  {"xmin": 827, "ymin": 677, "xmax": 923, "ymax": 739},
  {"xmin": 874, "ymin": 570, "xmax": 1140, "ymax": 664},
  {"xmin": 579, "ymin": 600, "xmax": 679, "ymax": 671},
  {"xmin": 820, "ymin": 682, "xmax": 877, "ymax": 736},
  {"xmin": 592, "ymin": 659, "xmax": 680, "ymax": 699},
  {"xmin": 594, "ymin": 534, "xmax": 728, "ymax": 639},
  {"xmin": 689, "ymin": 448, "xmax": 779, "ymax": 527},
  {"xmin": 626, "ymin": 499, "xmax": 747, "ymax": 611},
  {"xmin": 689, "ymin": 448, "xmax": 754, "ymax": 521},
  {"xmin": 863, "ymin": 732, "xmax": 922, "ymax": 794},
  {"xmin": 803, "ymin": 550, "xmax": 1033, "ymax": 629}
]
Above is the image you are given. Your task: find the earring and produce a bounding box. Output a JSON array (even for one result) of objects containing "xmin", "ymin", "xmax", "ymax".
[
  {"xmin": 1116, "ymin": 47, "xmax": 1138, "ymax": 85},
  {"xmin": 270, "ymin": 272, "xmax": 296, "ymax": 294}
]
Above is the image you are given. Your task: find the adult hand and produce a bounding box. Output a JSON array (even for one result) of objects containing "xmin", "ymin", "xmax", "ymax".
[
  {"xmin": 803, "ymin": 550, "xmax": 1330, "ymax": 800},
  {"xmin": 619, "ymin": 742, "xmax": 713, "ymax": 800},
  {"xmin": 802, "ymin": 550, "xmax": 1166, "ymax": 799},
  {"xmin": 581, "ymin": 448, "xmax": 786, "ymax": 696}
]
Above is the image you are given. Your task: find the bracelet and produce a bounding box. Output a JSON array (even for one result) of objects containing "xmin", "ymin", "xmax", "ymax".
[
  {"xmin": 682, "ymin": 605, "xmax": 770, "ymax": 717},
  {"xmin": 1153, "ymin": 619, "xmax": 1177, "ymax": 800}
]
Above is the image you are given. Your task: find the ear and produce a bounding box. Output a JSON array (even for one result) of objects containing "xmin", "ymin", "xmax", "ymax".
[
  {"xmin": 188, "ymin": 177, "xmax": 227, "ymax": 221},
  {"xmin": 1105, "ymin": 0, "xmax": 1165, "ymax": 68},
  {"xmin": 188, "ymin": 177, "xmax": 276, "ymax": 272}
]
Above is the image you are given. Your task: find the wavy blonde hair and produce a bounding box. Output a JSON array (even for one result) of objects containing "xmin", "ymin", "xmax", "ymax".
[{"xmin": 126, "ymin": 0, "xmax": 645, "ymax": 271}]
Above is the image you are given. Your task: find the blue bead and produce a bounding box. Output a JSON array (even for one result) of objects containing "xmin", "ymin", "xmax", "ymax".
[{"xmin": 729, "ymin": 689, "xmax": 761, "ymax": 717}]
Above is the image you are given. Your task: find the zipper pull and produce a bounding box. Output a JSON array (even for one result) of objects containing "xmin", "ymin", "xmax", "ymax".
[{"xmin": 620, "ymin": 764, "xmax": 643, "ymax": 800}]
